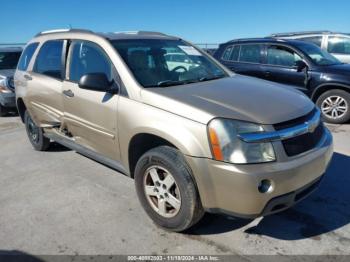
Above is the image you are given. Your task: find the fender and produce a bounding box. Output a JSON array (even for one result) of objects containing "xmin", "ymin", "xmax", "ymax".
[{"xmin": 311, "ymin": 82, "xmax": 350, "ymax": 100}]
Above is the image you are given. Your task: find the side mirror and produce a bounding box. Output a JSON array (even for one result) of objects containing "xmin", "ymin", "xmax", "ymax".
[
  {"xmin": 78, "ymin": 73, "xmax": 117, "ymax": 93},
  {"xmin": 295, "ymin": 60, "xmax": 308, "ymax": 72}
]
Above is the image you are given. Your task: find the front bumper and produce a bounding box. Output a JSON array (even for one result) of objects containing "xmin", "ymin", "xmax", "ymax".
[
  {"xmin": 186, "ymin": 128, "xmax": 333, "ymax": 218},
  {"xmin": 0, "ymin": 92, "xmax": 16, "ymax": 108}
]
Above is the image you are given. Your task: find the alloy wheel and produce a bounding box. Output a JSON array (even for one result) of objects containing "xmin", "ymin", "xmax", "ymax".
[{"xmin": 321, "ymin": 95, "xmax": 348, "ymax": 119}]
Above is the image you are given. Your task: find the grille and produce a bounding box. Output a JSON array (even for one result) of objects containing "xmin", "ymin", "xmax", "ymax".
[{"xmin": 274, "ymin": 108, "xmax": 325, "ymax": 157}]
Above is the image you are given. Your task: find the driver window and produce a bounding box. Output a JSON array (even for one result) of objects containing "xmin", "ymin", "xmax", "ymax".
[
  {"xmin": 69, "ymin": 41, "xmax": 113, "ymax": 82},
  {"xmin": 267, "ymin": 45, "xmax": 302, "ymax": 67}
]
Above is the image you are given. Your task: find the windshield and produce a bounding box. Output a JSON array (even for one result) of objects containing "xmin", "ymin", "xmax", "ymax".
[
  {"xmin": 111, "ymin": 39, "xmax": 228, "ymax": 87},
  {"xmin": 296, "ymin": 43, "xmax": 341, "ymax": 66},
  {"xmin": 0, "ymin": 52, "xmax": 21, "ymax": 70}
]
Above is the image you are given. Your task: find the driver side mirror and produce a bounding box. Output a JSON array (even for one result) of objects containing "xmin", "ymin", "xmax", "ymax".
[
  {"xmin": 78, "ymin": 73, "xmax": 118, "ymax": 94},
  {"xmin": 295, "ymin": 60, "xmax": 308, "ymax": 72}
]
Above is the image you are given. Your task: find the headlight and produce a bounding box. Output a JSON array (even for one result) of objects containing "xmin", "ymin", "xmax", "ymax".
[
  {"xmin": 0, "ymin": 77, "xmax": 12, "ymax": 93},
  {"xmin": 208, "ymin": 118, "xmax": 275, "ymax": 164}
]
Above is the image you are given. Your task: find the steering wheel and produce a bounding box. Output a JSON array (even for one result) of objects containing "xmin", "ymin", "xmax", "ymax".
[{"xmin": 171, "ymin": 66, "xmax": 188, "ymax": 73}]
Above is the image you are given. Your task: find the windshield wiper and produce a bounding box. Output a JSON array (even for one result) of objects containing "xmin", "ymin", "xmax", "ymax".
[{"xmin": 198, "ymin": 75, "xmax": 226, "ymax": 82}]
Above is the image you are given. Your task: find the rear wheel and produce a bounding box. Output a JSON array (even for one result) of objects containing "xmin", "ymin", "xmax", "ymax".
[
  {"xmin": 24, "ymin": 111, "xmax": 50, "ymax": 151},
  {"xmin": 316, "ymin": 89, "xmax": 350, "ymax": 124},
  {"xmin": 134, "ymin": 146, "xmax": 204, "ymax": 232}
]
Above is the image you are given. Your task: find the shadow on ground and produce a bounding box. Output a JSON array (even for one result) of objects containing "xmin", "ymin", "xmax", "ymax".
[
  {"xmin": 0, "ymin": 250, "xmax": 43, "ymax": 262},
  {"xmin": 187, "ymin": 152, "xmax": 350, "ymax": 241}
]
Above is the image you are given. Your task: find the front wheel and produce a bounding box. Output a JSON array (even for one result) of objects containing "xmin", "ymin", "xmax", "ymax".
[
  {"xmin": 134, "ymin": 146, "xmax": 204, "ymax": 232},
  {"xmin": 24, "ymin": 111, "xmax": 50, "ymax": 151},
  {"xmin": 316, "ymin": 89, "xmax": 350, "ymax": 124}
]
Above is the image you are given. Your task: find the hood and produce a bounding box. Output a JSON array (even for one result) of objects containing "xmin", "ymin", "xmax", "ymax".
[
  {"xmin": 319, "ymin": 63, "xmax": 350, "ymax": 74},
  {"xmin": 141, "ymin": 75, "xmax": 314, "ymax": 125},
  {"xmin": 0, "ymin": 69, "xmax": 15, "ymax": 79}
]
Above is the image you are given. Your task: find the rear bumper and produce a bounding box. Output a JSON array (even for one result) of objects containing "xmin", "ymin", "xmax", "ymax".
[
  {"xmin": 0, "ymin": 92, "xmax": 16, "ymax": 108},
  {"xmin": 186, "ymin": 128, "xmax": 333, "ymax": 218}
]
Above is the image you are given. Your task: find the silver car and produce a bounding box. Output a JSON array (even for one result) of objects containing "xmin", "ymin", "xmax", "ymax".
[{"xmin": 271, "ymin": 31, "xmax": 350, "ymax": 63}]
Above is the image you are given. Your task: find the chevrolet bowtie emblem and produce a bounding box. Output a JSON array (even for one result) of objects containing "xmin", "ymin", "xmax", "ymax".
[{"xmin": 305, "ymin": 118, "xmax": 319, "ymax": 133}]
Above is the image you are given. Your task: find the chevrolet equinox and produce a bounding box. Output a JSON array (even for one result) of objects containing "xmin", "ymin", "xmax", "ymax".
[{"xmin": 15, "ymin": 29, "xmax": 333, "ymax": 232}]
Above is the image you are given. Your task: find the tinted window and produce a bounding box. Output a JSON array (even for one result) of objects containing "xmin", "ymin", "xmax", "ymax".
[
  {"xmin": 222, "ymin": 46, "xmax": 233, "ymax": 60},
  {"xmin": 69, "ymin": 41, "xmax": 112, "ymax": 82},
  {"xmin": 0, "ymin": 51, "xmax": 21, "ymax": 70},
  {"xmin": 239, "ymin": 44, "xmax": 261, "ymax": 63},
  {"xmin": 328, "ymin": 36, "xmax": 350, "ymax": 54},
  {"xmin": 299, "ymin": 36, "xmax": 323, "ymax": 47},
  {"xmin": 34, "ymin": 40, "xmax": 64, "ymax": 79},
  {"xmin": 267, "ymin": 45, "xmax": 302, "ymax": 67},
  {"xmin": 230, "ymin": 45, "xmax": 240, "ymax": 61},
  {"xmin": 17, "ymin": 43, "xmax": 38, "ymax": 71}
]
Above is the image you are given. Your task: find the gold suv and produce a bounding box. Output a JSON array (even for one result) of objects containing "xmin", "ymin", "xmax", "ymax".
[{"xmin": 15, "ymin": 29, "xmax": 333, "ymax": 231}]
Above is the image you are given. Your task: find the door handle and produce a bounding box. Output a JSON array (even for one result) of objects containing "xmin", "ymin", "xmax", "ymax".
[
  {"xmin": 63, "ymin": 89, "xmax": 74, "ymax": 98},
  {"xmin": 24, "ymin": 74, "xmax": 32, "ymax": 81}
]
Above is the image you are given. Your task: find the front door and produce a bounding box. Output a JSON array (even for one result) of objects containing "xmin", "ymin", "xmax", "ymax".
[
  {"xmin": 62, "ymin": 40, "xmax": 120, "ymax": 160},
  {"xmin": 261, "ymin": 44, "xmax": 307, "ymax": 92}
]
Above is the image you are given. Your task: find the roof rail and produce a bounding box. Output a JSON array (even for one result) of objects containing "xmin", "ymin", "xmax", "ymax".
[
  {"xmin": 113, "ymin": 31, "xmax": 168, "ymax": 36},
  {"xmin": 35, "ymin": 28, "xmax": 93, "ymax": 37},
  {"xmin": 226, "ymin": 37, "xmax": 283, "ymax": 43},
  {"xmin": 270, "ymin": 31, "xmax": 332, "ymax": 37}
]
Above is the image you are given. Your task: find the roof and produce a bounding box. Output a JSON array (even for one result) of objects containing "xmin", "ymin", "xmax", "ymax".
[
  {"xmin": 221, "ymin": 37, "xmax": 314, "ymax": 47},
  {"xmin": 0, "ymin": 47, "xmax": 22, "ymax": 52},
  {"xmin": 34, "ymin": 28, "xmax": 179, "ymax": 41},
  {"xmin": 270, "ymin": 30, "xmax": 350, "ymax": 37}
]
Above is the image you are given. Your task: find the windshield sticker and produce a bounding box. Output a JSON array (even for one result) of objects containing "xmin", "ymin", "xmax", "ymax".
[{"xmin": 178, "ymin": 45, "xmax": 202, "ymax": 56}]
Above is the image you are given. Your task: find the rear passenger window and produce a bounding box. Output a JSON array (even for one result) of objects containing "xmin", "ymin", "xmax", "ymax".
[
  {"xmin": 33, "ymin": 40, "xmax": 64, "ymax": 79},
  {"xmin": 69, "ymin": 41, "xmax": 112, "ymax": 82},
  {"xmin": 222, "ymin": 45, "xmax": 240, "ymax": 61},
  {"xmin": 17, "ymin": 43, "xmax": 39, "ymax": 71},
  {"xmin": 239, "ymin": 44, "xmax": 261, "ymax": 63},
  {"xmin": 267, "ymin": 45, "xmax": 302, "ymax": 67},
  {"xmin": 222, "ymin": 46, "xmax": 233, "ymax": 60}
]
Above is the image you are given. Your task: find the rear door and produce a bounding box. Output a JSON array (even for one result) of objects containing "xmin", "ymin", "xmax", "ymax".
[
  {"xmin": 219, "ymin": 44, "xmax": 265, "ymax": 78},
  {"xmin": 62, "ymin": 40, "xmax": 120, "ymax": 160},
  {"xmin": 261, "ymin": 44, "xmax": 308, "ymax": 92},
  {"xmin": 22, "ymin": 40, "xmax": 66, "ymax": 126}
]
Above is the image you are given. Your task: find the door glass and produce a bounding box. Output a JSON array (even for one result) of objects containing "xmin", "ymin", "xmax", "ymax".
[
  {"xmin": 328, "ymin": 36, "xmax": 350, "ymax": 54},
  {"xmin": 222, "ymin": 46, "xmax": 233, "ymax": 60},
  {"xmin": 33, "ymin": 40, "xmax": 64, "ymax": 79},
  {"xmin": 299, "ymin": 36, "xmax": 323, "ymax": 47},
  {"xmin": 17, "ymin": 43, "xmax": 39, "ymax": 71},
  {"xmin": 239, "ymin": 44, "xmax": 261, "ymax": 63},
  {"xmin": 69, "ymin": 41, "xmax": 112, "ymax": 82},
  {"xmin": 267, "ymin": 45, "xmax": 302, "ymax": 67}
]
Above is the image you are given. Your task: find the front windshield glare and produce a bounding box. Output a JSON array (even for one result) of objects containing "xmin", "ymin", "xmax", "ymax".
[
  {"xmin": 111, "ymin": 39, "xmax": 227, "ymax": 87},
  {"xmin": 297, "ymin": 43, "xmax": 341, "ymax": 66}
]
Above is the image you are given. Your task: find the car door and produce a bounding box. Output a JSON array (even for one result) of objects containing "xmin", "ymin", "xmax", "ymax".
[
  {"xmin": 62, "ymin": 40, "xmax": 120, "ymax": 160},
  {"xmin": 220, "ymin": 44, "xmax": 265, "ymax": 78},
  {"xmin": 21, "ymin": 40, "xmax": 66, "ymax": 126},
  {"xmin": 261, "ymin": 44, "xmax": 308, "ymax": 92}
]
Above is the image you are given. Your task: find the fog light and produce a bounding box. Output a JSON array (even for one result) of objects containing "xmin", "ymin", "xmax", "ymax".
[{"xmin": 258, "ymin": 179, "xmax": 273, "ymax": 193}]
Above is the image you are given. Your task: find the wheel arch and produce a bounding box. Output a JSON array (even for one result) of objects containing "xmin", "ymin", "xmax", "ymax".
[
  {"xmin": 16, "ymin": 98, "xmax": 27, "ymax": 123},
  {"xmin": 311, "ymin": 83, "xmax": 350, "ymax": 102}
]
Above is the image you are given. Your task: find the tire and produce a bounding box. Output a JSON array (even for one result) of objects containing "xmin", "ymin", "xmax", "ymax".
[
  {"xmin": 316, "ymin": 89, "xmax": 350, "ymax": 124},
  {"xmin": 0, "ymin": 104, "xmax": 7, "ymax": 117},
  {"xmin": 134, "ymin": 146, "xmax": 204, "ymax": 232},
  {"xmin": 24, "ymin": 110, "xmax": 50, "ymax": 151}
]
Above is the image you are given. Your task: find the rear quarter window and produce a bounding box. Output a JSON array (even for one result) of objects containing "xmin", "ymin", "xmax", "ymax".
[{"xmin": 17, "ymin": 43, "xmax": 39, "ymax": 71}]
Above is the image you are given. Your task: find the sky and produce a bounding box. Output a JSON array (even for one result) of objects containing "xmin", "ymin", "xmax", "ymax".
[{"xmin": 1, "ymin": 0, "xmax": 350, "ymax": 45}]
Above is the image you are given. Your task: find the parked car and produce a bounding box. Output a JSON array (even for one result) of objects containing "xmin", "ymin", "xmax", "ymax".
[
  {"xmin": 164, "ymin": 53, "xmax": 200, "ymax": 71},
  {"xmin": 214, "ymin": 38, "xmax": 350, "ymax": 124},
  {"xmin": 15, "ymin": 29, "xmax": 333, "ymax": 232},
  {"xmin": 270, "ymin": 31, "xmax": 350, "ymax": 63},
  {"xmin": 0, "ymin": 47, "xmax": 22, "ymax": 116}
]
